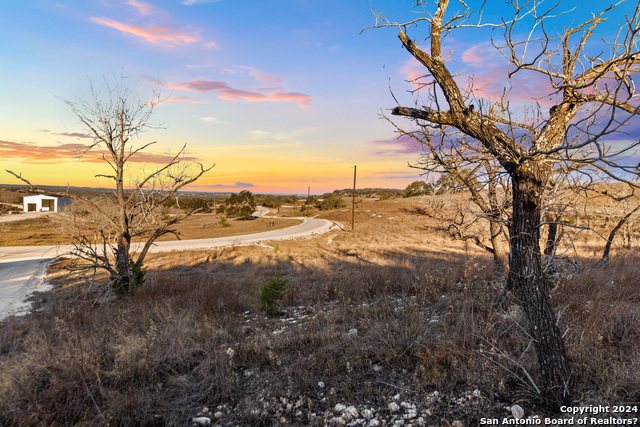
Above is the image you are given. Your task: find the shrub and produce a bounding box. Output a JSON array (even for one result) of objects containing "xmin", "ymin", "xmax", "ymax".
[
  {"xmin": 111, "ymin": 258, "xmax": 147, "ymax": 297},
  {"xmin": 218, "ymin": 217, "xmax": 231, "ymax": 228},
  {"xmin": 258, "ymin": 267, "xmax": 289, "ymax": 315},
  {"xmin": 319, "ymin": 194, "xmax": 346, "ymax": 211},
  {"xmin": 218, "ymin": 190, "xmax": 256, "ymax": 219},
  {"xmin": 180, "ymin": 197, "xmax": 210, "ymax": 213},
  {"xmin": 404, "ymin": 181, "xmax": 433, "ymax": 197}
]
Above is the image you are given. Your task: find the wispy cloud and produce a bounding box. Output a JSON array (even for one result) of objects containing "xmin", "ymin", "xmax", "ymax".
[
  {"xmin": 168, "ymin": 79, "xmax": 311, "ymax": 107},
  {"xmin": 237, "ymin": 66, "xmax": 283, "ymax": 84},
  {"xmin": 200, "ymin": 182, "xmax": 257, "ymax": 189},
  {"xmin": 181, "ymin": 0, "xmax": 222, "ymax": 5},
  {"xmin": 164, "ymin": 95, "xmax": 206, "ymax": 104},
  {"xmin": 374, "ymin": 172, "xmax": 423, "ymax": 180},
  {"xmin": 371, "ymin": 134, "xmax": 426, "ymax": 156},
  {"xmin": 461, "ymin": 43, "xmax": 498, "ymax": 67},
  {"xmin": 460, "ymin": 42, "xmax": 556, "ymax": 106},
  {"xmin": 126, "ymin": 0, "xmax": 157, "ymax": 16},
  {"xmin": 401, "ymin": 57, "xmax": 426, "ymax": 89},
  {"xmin": 201, "ymin": 116, "xmax": 227, "ymax": 124},
  {"xmin": 90, "ymin": 17, "xmax": 200, "ymax": 47},
  {"xmin": 40, "ymin": 130, "xmax": 93, "ymax": 139},
  {"xmin": 0, "ymin": 140, "xmax": 199, "ymax": 164},
  {"xmin": 51, "ymin": 132, "xmax": 93, "ymax": 139}
]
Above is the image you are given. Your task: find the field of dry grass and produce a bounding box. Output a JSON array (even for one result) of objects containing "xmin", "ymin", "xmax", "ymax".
[
  {"xmin": 0, "ymin": 193, "xmax": 639, "ymax": 425},
  {"xmin": 0, "ymin": 212, "xmax": 300, "ymax": 247}
]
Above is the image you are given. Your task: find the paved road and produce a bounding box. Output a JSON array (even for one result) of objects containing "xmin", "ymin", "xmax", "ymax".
[
  {"xmin": 0, "ymin": 211, "xmax": 334, "ymax": 319},
  {"xmin": 0, "ymin": 258, "xmax": 52, "ymax": 319}
]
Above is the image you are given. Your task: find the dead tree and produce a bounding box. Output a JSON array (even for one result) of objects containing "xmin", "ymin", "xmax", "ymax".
[
  {"xmin": 582, "ymin": 179, "xmax": 640, "ymax": 263},
  {"xmin": 369, "ymin": 0, "xmax": 640, "ymax": 409},
  {"xmin": 9, "ymin": 79, "xmax": 213, "ymax": 296},
  {"xmin": 396, "ymin": 127, "xmax": 511, "ymax": 280}
]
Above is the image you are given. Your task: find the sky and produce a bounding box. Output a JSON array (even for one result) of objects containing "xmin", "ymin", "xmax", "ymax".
[{"xmin": 0, "ymin": 0, "xmax": 637, "ymax": 194}]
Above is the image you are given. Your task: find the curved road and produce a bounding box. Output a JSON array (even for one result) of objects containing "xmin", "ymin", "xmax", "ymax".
[{"xmin": 0, "ymin": 210, "xmax": 335, "ymax": 319}]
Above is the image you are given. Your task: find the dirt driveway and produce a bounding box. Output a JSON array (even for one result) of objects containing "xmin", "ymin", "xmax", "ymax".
[{"xmin": 0, "ymin": 212, "xmax": 52, "ymax": 224}]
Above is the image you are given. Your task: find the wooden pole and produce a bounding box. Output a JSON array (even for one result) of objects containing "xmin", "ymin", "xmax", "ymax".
[
  {"xmin": 306, "ymin": 186, "xmax": 310, "ymax": 216},
  {"xmin": 352, "ymin": 165, "xmax": 356, "ymax": 231}
]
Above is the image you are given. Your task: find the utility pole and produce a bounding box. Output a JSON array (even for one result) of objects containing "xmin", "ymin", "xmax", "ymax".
[
  {"xmin": 306, "ymin": 186, "xmax": 310, "ymax": 217},
  {"xmin": 352, "ymin": 165, "xmax": 357, "ymax": 231}
]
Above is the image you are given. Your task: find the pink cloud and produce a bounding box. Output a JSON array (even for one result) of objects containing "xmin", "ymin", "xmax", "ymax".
[
  {"xmin": 164, "ymin": 96, "xmax": 206, "ymax": 104},
  {"xmin": 459, "ymin": 42, "xmax": 557, "ymax": 107},
  {"xmin": 127, "ymin": 0, "xmax": 157, "ymax": 16},
  {"xmin": 401, "ymin": 58, "xmax": 426, "ymax": 89},
  {"xmin": 461, "ymin": 67, "xmax": 556, "ymax": 107},
  {"xmin": 90, "ymin": 17, "xmax": 199, "ymax": 46},
  {"xmin": 44, "ymin": 131, "xmax": 93, "ymax": 139},
  {"xmin": 461, "ymin": 43, "xmax": 499, "ymax": 67},
  {"xmin": 0, "ymin": 140, "xmax": 198, "ymax": 164},
  {"xmin": 371, "ymin": 134, "xmax": 426, "ymax": 156},
  {"xmin": 168, "ymin": 79, "xmax": 311, "ymax": 107},
  {"xmin": 237, "ymin": 66, "xmax": 283, "ymax": 84}
]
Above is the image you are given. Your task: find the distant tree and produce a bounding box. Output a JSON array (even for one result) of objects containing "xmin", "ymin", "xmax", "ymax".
[
  {"xmin": 319, "ymin": 193, "xmax": 346, "ymax": 211},
  {"xmin": 434, "ymin": 171, "xmax": 473, "ymax": 194},
  {"xmin": 403, "ymin": 180, "xmax": 433, "ymax": 197},
  {"xmin": 378, "ymin": 190, "xmax": 395, "ymax": 200},
  {"xmin": 260, "ymin": 195, "xmax": 285, "ymax": 212},
  {"xmin": 218, "ymin": 190, "xmax": 256, "ymax": 219},
  {"xmin": 180, "ymin": 197, "xmax": 210, "ymax": 213}
]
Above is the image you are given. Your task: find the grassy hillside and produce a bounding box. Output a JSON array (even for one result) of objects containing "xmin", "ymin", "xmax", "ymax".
[{"xmin": 0, "ymin": 193, "xmax": 638, "ymax": 425}]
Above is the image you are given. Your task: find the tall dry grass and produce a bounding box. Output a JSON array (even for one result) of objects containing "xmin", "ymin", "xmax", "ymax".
[{"xmin": 0, "ymin": 195, "xmax": 638, "ymax": 425}]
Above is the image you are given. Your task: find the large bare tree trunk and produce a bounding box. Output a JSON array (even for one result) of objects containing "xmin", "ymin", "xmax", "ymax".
[
  {"xmin": 115, "ymin": 163, "xmax": 133, "ymax": 295},
  {"xmin": 509, "ymin": 167, "xmax": 573, "ymax": 408}
]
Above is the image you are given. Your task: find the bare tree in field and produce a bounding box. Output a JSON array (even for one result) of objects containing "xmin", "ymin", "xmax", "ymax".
[
  {"xmin": 399, "ymin": 128, "xmax": 511, "ymax": 279},
  {"xmin": 369, "ymin": 0, "xmax": 640, "ymax": 409},
  {"xmin": 9, "ymin": 80, "xmax": 213, "ymax": 296}
]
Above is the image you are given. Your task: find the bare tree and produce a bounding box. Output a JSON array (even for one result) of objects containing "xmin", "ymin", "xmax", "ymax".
[
  {"xmin": 369, "ymin": 0, "xmax": 640, "ymax": 408},
  {"xmin": 9, "ymin": 79, "xmax": 213, "ymax": 296},
  {"xmin": 570, "ymin": 174, "xmax": 640, "ymax": 263},
  {"xmin": 399, "ymin": 128, "xmax": 511, "ymax": 278}
]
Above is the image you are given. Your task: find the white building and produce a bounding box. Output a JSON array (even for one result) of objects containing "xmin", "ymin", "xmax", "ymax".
[{"xmin": 23, "ymin": 195, "xmax": 73, "ymax": 213}]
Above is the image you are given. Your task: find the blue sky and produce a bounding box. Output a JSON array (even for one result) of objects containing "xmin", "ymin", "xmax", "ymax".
[{"xmin": 0, "ymin": 0, "xmax": 636, "ymax": 193}]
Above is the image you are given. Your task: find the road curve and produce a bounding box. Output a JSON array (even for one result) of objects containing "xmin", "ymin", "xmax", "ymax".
[
  {"xmin": 0, "ymin": 214, "xmax": 334, "ymax": 263},
  {"xmin": 0, "ymin": 211, "xmax": 334, "ymax": 319}
]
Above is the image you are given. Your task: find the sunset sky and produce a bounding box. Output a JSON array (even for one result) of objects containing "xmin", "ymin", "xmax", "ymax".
[{"xmin": 0, "ymin": 0, "xmax": 634, "ymax": 194}]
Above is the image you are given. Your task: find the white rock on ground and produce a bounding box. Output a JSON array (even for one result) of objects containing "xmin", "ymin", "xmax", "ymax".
[
  {"xmin": 343, "ymin": 405, "xmax": 358, "ymax": 420},
  {"xmin": 511, "ymin": 404, "xmax": 525, "ymax": 419},
  {"xmin": 191, "ymin": 416, "xmax": 211, "ymax": 426}
]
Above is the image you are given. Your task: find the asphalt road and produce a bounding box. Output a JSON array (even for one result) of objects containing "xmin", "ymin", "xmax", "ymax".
[{"xmin": 0, "ymin": 211, "xmax": 334, "ymax": 320}]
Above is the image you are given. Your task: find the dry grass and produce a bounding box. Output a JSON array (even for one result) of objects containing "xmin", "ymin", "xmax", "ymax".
[
  {"xmin": 0, "ymin": 194, "xmax": 638, "ymax": 425},
  {"xmin": 0, "ymin": 213, "xmax": 300, "ymax": 247},
  {"xmin": 0, "ymin": 216, "xmax": 65, "ymax": 246}
]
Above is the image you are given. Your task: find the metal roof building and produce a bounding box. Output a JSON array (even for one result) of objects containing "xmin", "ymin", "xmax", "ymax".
[{"xmin": 23, "ymin": 195, "xmax": 73, "ymax": 213}]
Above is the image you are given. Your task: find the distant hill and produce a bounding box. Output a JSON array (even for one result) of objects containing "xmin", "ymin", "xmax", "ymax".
[{"xmin": 0, "ymin": 184, "xmax": 405, "ymax": 199}]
